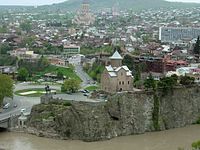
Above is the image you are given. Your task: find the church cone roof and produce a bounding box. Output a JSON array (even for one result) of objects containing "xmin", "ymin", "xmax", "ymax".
[{"xmin": 110, "ymin": 50, "xmax": 123, "ymax": 60}]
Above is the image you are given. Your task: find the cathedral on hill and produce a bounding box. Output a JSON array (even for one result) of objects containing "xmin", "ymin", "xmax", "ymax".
[
  {"xmin": 101, "ymin": 51, "xmax": 133, "ymax": 93},
  {"xmin": 73, "ymin": 0, "xmax": 95, "ymax": 25}
]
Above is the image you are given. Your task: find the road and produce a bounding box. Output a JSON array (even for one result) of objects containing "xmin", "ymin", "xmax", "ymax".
[{"xmin": 75, "ymin": 65, "xmax": 95, "ymax": 88}]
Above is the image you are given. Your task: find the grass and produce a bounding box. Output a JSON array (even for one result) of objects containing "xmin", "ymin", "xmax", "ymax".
[
  {"xmin": 85, "ymin": 86, "xmax": 99, "ymax": 91},
  {"xmin": 15, "ymin": 88, "xmax": 61, "ymax": 97},
  {"xmin": 31, "ymin": 65, "xmax": 81, "ymax": 82}
]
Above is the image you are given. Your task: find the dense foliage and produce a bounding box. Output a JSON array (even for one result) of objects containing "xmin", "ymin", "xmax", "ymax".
[
  {"xmin": 61, "ymin": 79, "xmax": 80, "ymax": 93},
  {"xmin": 193, "ymin": 36, "xmax": 200, "ymax": 55},
  {"xmin": 84, "ymin": 62, "xmax": 104, "ymax": 83},
  {"xmin": 17, "ymin": 67, "xmax": 29, "ymax": 81},
  {"xmin": 18, "ymin": 56, "xmax": 50, "ymax": 76},
  {"xmin": 0, "ymin": 55, "xmax": 17, "ymax": 66},
  {"xmin": 0, "ymin": 74, "xmax": 13, "ymax": 106}
]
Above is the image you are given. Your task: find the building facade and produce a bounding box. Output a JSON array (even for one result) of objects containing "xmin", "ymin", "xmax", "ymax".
[
  {"xmin": 101, "ymin": 51, "xmax": 133, "ymax": 93},
  {"xmin": 159, "ymin": 27, "xmax": 200, "ymax": 43},
  {"xmin": 62, "ymin": 44, "xmax": 80, "ymax": 58}
]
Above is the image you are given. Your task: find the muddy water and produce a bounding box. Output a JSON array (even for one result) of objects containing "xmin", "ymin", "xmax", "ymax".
[{"xmin": 0, "ymin": 125, "xmax": 200, "ymax": 150}]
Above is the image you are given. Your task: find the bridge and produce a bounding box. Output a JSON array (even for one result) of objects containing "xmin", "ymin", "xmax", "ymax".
[
  {"xmin": 0, "ymin": 114, "xmax": 20, "ymax": 129},
  {"xmin": 0, "ymin": 107, "xmax": 31, "ymax": 129}
]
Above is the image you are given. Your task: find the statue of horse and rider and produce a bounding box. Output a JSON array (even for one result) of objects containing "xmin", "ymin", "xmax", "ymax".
[{"xmin": 45, "ymin": 85, "xmax": 51, "ymax": 95}]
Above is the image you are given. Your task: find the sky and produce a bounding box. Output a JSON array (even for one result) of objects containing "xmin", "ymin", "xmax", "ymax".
[
  {"xmin": 166, "ymin": 0, "xmax": 200, "ymax": 3},
  {"xmin": 0, "ymin": 0, "xmax": 200, "ymax": 6},
  {"xmin": 0, "ymin": 0, "xmax": 67, "ymax": 6}
]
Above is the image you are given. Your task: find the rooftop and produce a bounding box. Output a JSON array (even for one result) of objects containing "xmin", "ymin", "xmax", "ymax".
[{"xmin": 110, "ymin": 51, "xmax": 123, "ymax": 60}]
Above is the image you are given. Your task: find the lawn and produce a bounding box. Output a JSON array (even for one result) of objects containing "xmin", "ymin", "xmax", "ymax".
[
  {"xmin": 15, "ymin": 88, "xmax": 61, "ymax": 97},
  {"xmin": 32, "ymin": 65, "xmax": 81, "ymax": 82},
  {"xmin": 85, "ymin": 86, "xmax": 99, "ymax": 91}
]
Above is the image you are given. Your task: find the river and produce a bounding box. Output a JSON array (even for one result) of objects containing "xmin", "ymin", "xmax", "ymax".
[{"xmin": 0, "ymin": 125, "xmax": 200, "ymax": 150}]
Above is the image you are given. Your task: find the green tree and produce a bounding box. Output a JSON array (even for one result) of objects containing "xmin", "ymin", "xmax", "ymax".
[
  {"xmin": 37, "ymin": 56, "xmax": 50, "ymax": 71},
  {"xmin": 134, "ymin": 64, "xmax": 141, "ymax": 83},
  {"xmin": 144, "ymin": 74, "xmax": 156, "ymax": 91},
  {"xmin": 192, "ymin": 140, "xmax": 200, "ymax": 149},
  {"xmin": 57, "ymin": 71, "xmax": 64, "ymax": 80},
  {"xmin": 0, "ymin": 43, "xmax": 12, "ymax": 54},
  {"xmin": 61, "ymin": 79, "xmax": 80, "ymax": 93},
  {"xmin": 180, "ymin": 76, "xmax": 195, "ymax": 85},
  {"xmin": 157, "ymin": 76, "xmax": 177, "ymax": 94},
  {"xmin": 0, "ymin": 74, "xmax": 13, "ymax": 106},
  {"xmin": 17, "ymin": 68, "xmax": 29, "ymax": 81},
  {"xmin": 122, "ymin": 55, "xmax": 134, "ymax": 71},
  {"xmin": 193, "ymin": 36, "xmax": 200, "ymax": 55}
]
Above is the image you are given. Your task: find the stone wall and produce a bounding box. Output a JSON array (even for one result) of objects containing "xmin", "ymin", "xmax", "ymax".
[{"xmin": 27, "ymin": 86, "xmax": 200, "ymax": 141}]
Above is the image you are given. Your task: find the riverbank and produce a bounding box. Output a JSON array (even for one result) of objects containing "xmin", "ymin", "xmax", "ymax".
[{"xmin": 1, "ymin": 125, "xmax": 200, "ymax": 150}]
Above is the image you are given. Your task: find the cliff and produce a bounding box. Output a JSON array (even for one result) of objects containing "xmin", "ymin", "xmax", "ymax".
[{"xmin": 27, "ymin": 86, "xmax": 200, "ymax": 141}]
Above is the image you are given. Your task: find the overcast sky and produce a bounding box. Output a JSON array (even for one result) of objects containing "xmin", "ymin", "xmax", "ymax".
[
  {"xmin": 166, "ymin": 0, "xmax": 200, "ymax": 3},
  {"xmin": 0, "ymin": 0, "xmax": 200, "ymax": 6},
  {"xmin": 0, "ymin": 0, "xmax": 67, "ymax": 6}
]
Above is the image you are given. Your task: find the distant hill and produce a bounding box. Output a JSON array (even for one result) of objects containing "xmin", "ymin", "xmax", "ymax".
[{"xmin": 39, "ymin": 0, "xmax": 200, "ymax": 12}]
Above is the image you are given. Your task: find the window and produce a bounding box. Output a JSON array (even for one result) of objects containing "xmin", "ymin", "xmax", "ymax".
[
  {"xmin": 122, "ymin": 81, "xmax": 124, "ymax": 85},
  {"xmin": 121, "ymin": 73, "xmax": 123, "ymax": 76},
  {"xmin": 128, "ymin": 81, "xmax": 130, "ymax": 84},
  {"xmin": 119, "ymin": 81, "xmax": 121, "ymax": 85}
]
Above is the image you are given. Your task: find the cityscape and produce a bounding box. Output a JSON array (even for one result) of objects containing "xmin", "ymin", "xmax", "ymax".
[{"xmin": 1, "ymin": 0, "xmax": 200, "ymax": 149}]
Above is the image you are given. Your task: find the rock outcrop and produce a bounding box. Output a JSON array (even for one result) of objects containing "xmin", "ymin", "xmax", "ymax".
[{"xmin": 27, "ymin": 86, "xmax": 200, "ymax": 141}]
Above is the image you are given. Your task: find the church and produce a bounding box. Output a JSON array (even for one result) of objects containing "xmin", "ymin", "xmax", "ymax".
[
  {"xmin": 73, "ymin": 0, "xmax": 95, "ymax": 25},
  {"xmin": 101, "ymin": 51, "xmax": 133, "ymax": 93}
]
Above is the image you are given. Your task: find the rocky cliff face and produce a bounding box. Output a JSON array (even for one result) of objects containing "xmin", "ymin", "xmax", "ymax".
[{"xmin": 27, "ymin": 86, "xmax": 200, "ymax": 141}]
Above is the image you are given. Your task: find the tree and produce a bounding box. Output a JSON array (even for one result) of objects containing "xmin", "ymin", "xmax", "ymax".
[
  {"xmin": 57, "ymin": 71, "xmax": 64, "ymax": 80},
  {"xmin": 134, "ymin": 64, "xmax": 141, "ymax": 83},
  {"xmin": 193, "ymin": 36, "xmax": 200, "ymax": 55},
  {"xmin": 144, "ymin": 74, "xmax": 156, "ymax": 91},
  {"xmin": 0, "ymin": 43, "xmax": 12, "ymax": 54},
  {"xmin": 0, "ymin": 74, "xmax": 13, "ymax": 106},
  {"xmin": 122, "ymin": 55, "xmax": 134, "ymax": 71},
  {"xmin": 157, "ymin": 76, "xmax": 177, "ymax": 94},
  {"xmin": 17, "ymin": 68, "xmax": 29, "ymax": 81},
  {"xmin": 180, "ymin": 76, "xmax": 195, "ymax": 85},
  {"xmin": 192, "ymin": 140, "xmax": 200, "ymax": 149},
  {"xmin": 61, "ymin": 79, "xmax": 80, "ymax": 93}
]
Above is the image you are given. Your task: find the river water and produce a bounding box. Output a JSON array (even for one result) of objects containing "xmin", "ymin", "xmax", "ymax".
[{"xmin": 0, "ymin": 125, "xmax": 200, "ymax": 150}]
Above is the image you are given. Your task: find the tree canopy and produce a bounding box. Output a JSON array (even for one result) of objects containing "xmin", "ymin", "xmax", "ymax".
[
  {"xmin": 61, "ymin": 78, "xmax": 80, "ymax": 93},
  {"xmin": 17, "ymin": 67, "xmax": 29, "ymax": 81},
  {"xmin": 0, "ymin": 74, "xmax": 13, "ymax": 106},
  {"xmin": 193, "ymin": 36, "xmax": 200, "ymax": 55}
]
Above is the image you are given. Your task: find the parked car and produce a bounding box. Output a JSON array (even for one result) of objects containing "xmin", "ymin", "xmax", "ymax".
[
  {"xmin": 83, "ymin": 93, "xmax": 89, "ymax": 97},
  {"xmin": 20, "ymin": 108, "xmax": 26, "ymax": 113},
  {"xmin": 80, "ymin": 90, "xmax": 86, "ymax": 93},
  {"xmin": 3, "ymin": 103, "xmax": 10, "ymax": 109}
]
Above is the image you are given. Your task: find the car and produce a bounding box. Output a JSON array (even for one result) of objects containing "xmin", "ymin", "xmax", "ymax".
[
  {"xmin": 20, "ymin": 108, "xmax": 26, "ymax": 113},
  {"xmin": 13, "ymin": 104, "xmax": 17, "ymax": 108},
  {"xmin": 84, "ymin": 89, "xmax": 89, "ymax": 93},
  {"xmin": 3, "ymin": 103, "xmax": 10, "ymax": 109},
  {"xmin": 83, "ymin": 93, "xmax": 89, "ymax": 96},
  {"xmin": 80, "ymin": 90, "xmax": 86, "ymax": 93}
]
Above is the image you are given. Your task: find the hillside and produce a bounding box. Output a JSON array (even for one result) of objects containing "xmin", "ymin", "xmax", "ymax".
[{"xmin": 39, "ymin": 0, "xmax": 200, "ymax": 12}]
